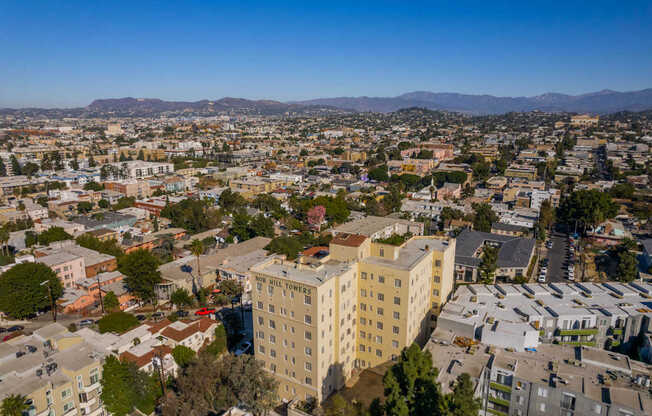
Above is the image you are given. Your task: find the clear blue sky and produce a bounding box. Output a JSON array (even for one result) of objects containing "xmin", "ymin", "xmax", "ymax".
[{"xmin": 1, "ymin": 1, "xmax": 651, "ymax": 107}]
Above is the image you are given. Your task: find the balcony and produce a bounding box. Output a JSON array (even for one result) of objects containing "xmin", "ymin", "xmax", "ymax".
[
  {"xmin": 490, "ymin": 382, "xmax": 512, "ymax": 393},
  {"xmin": 556, "ymin": 328, "xmax": 597, "ymax": 336},
  {"xmin": 488, "ymin": 396, "xmax": 510, "ymax": 407},
  {"xmin": 82, "ymin": 382, "xmax": 101, "ymax": 393}
]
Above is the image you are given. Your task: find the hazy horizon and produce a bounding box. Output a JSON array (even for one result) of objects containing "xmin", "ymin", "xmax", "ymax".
[{"xmin": 1, "ymin": 1, "xmax": 651, "ymax": 108}]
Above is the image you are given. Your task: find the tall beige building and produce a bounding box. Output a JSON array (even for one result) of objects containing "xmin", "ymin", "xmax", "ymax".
[{"xmin": 251, "ymin": 232, "xmax": 456, "ymax": 403}]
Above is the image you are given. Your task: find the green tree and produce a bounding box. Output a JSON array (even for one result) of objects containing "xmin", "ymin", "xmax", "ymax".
[
  {"xmin": 9, "ymin": 155, "xmax": 21, "ymax": 176},
  {"xmin": 557, "ymin": 189, "xmax": 618, "ymax": 235},
  {"xmin": 217, "ymin": 279, "xmax": 243, "ymax": 298},
  {"xmin": 84, "ymin": 181, "xmax": 104, "ymax": 191},
  {"xmin": 77, "ymin": 201, "xmax": 93, "ymax": 213},
  {"xmin": 88, "ymin": 154, "xmax": 97, "ymax": 168},
  {"xmin": 76, "ymin": 234, "xmax": 124, "ymax": 257},
  {"xmin": 231, "ymin": 211, "xmax": 252, "ymax": 241},
  {"xmin": 119, "ymin": 249, "xmax": 162, "ymax": 303},
  {"xmin": 38, "ymin": 226, "xmax": 73, "ymax": 246},
  {"xmin": 161, "ymin": 354, "xmax": 277, "ymax": 416},
  {"xmin": 472, "ymin": 203, "xmax": 498, "ymax": 233},
  {"xmin": 0, "ymin": 394, "xmax": 29, "ymax": 416},
  {"xmin": 190, "ymin": 239, "xmax": 204, "ymax": 278},
  {"xmin": 265, "ymin": 235, "xmax": 303, "ymax": 260},
  {"xmin": 0, "ymin": 159, "xmax": 6, "ymax": 177},
  {"xmin": 217, "ymin": 188, "xmax": 247, "ymax": 213},
  {"xmin": 101, "ymin": 355, "xmax": 161, "ymax": 416},
  {"xmin": 616, "ymin": 250, "xmax": 638, "ymax": 282},
  {"xmin": 103, "ymin": 291, "xmax": 120, "ymax": 312},
  {"xmin": 249, "ymin": 214, "xmax": 274, "ymax": 238},
  {"xmin": 445, "ymin": 373, "xmax": 481, "ymax": 416},
  {"xmin": 97, "ymin": 311, "xmax": 139, "ymax": 334},
  {"xmin": 137, "ymin": 149, "xmax": 145, "ymax": 160},
  {"xmin": 205, "ymin": 325, "xmax": 228, "ymax": 356},
  {"xmin": 172, "ymin": 345, "xmax": 196, "ymax": 367},
  {"xmin": 382, "ymin": 343, "xmax": 443, "ymax": 416},
  {"xmin": 478, "ymin": 246, "xmax": 498, "ymax": 284},
  {"xmin": 98, "ymin": 199, "xmax": 110, "ymax": 209},
  {"xmin": 369, "ymin": 165, "xmax": 389, "ymax": 182},
  {"xmin": 24, "ymin": 230, "xmax": 38, "ymax": 247},
  {"xmin": 0, "ymin": 263, "xmax": 63, "ymax": 319},
  {"xmin": 170, "ymin": 288, "xmax": 194, "ymax": 309},
  {"xmin": 22, "ymin": 162, "xmax": 39, "ymax": 178}
]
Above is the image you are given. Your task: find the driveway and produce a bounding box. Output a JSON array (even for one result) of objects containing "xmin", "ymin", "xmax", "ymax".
[{"xmin": 547, "ymin": 231, "xmax": 570, "ymax": 283}]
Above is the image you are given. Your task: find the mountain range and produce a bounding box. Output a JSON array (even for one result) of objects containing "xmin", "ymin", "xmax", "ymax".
[
  {"xmin": 295, "ymin": 89, "xmax": 652, "ymax": 114},
  {"xmin": 2, "ymin": 89, "xmax": 652, "ymax": 117}
]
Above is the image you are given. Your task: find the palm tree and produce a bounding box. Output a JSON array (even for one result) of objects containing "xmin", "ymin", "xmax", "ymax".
[
  {"xmin": 0, "ymin": 227, "xmax": 9, "ymax": 257},
  {"xmin": 1, "ymin": 394, "xmax": 29, "ymax": 416},
  {"xmin": 190, "ymin": 239, "xmax": 204, "ymax": 280}
]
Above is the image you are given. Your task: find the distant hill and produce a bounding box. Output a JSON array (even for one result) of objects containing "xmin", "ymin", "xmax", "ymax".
[
  {"xmin": 295, "ymin": 89, "xmax": 652, "ymax": 114},
  {"xmin": 0, "ymin": 97, "xmax": 347, "ymax": 118},
  {"xmin": 2, "ymin": 88, "xmax": 652, "ymax": 117}
]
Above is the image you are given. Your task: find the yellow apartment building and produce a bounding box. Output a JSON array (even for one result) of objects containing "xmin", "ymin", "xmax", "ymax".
[
  {"xmin": 0, "ymin": 323, "xmax": 105, "ymax": 416},
  {"xmin": 251, "ymin": 233, "xmax": 456, "ymax": 403}
]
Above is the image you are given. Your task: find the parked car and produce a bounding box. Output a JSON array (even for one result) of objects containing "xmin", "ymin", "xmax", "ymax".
[
  {"xmin": 538, "ymin": 274, "xmax": 546, "ymax": 283},
  {"xmin": 0, "ymin": 327, "xmax": 7, "ymax": 333},
  {"xmin": 151, "ymin": 312, "xmax": 165, "ymax": 320},
  {"xmin": 176, "ymin": 310, "xmax": 189, "ymax": 318},
  {"xmin": 234, "ymin": 341, "xmax": 253, "ymax": 356},
  {"xmin": 195, "ymin": 307, "xmax": 216, "ymax": 316},
  {"xmin": 7, "ymin": 325, "xmax": 24, "ymax": 332},
  {"xmin": 136, "ymin": 314, "xmax": 146, "ymax": 321},
  {"xmin": 79, "ymin": 319, "xmax": 95, "ymax": 327}
]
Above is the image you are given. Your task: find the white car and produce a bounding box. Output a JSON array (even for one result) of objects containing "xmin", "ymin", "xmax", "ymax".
[{"xmin": 538, "ymin": 275, "xmax": 546, "ymax": 283}]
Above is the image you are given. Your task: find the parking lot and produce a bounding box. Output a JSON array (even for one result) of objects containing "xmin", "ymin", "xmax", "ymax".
[{"xmin": 545, "ymin": 231, "xmax": 573, "ymax": 283}]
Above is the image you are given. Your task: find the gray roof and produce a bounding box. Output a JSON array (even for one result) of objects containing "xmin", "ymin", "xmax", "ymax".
[{"xmin": 455, "ymin": 228, "xmax": 534, "ymax": 269}]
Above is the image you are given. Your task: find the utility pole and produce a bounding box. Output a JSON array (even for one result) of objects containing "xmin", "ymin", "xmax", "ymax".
[
  {"xmin": 41, "ymin": 280, "xmax": 56, "ymax": 322},
  {"xmin": 96, "ymin": 274, "xmax": 105, "ymax": 314},
  {"xmin": 152, "ymin": 353, "xmax": 166, "ymax": 395}
]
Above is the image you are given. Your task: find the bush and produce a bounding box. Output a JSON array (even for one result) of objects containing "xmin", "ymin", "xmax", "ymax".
[
  {"xmin": 98, "ymin": 311, "xmax": 140, "ymax": 334},
  {"xmin": 204, "ymin": 325, "xmax": 227, "ymax": 356},
  {"xmin": 172, "ymin": 345, "xmax": 196, "ymax": 367}
]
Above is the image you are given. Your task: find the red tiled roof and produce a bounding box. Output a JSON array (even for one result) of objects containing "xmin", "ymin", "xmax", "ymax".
[
  {"xmin": 120, "ymin": 345, "xmax": 173, "ymax": 368},
  {"xmin": 331, "ymin": 233, "xmax": 367, "ymax": 247},
  {"xmin": 302, "ymin": 246, "xmax": 329, "ymax": 257}
]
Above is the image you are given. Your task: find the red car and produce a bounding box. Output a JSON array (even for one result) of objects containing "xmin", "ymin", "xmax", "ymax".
[{"xmin": 195, "ymin": 307, "xmax": 216, "ymax": 316}]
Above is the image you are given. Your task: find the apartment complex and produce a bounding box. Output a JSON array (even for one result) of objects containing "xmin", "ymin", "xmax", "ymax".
[
  {"xmin": 251, "ymin": 231, "xmax": 456, "ymax": 403},
  {"xmin": 0, "ymin": 323, "xmax": 105, "ymax": 416},
  {"xmin": 425, "ymin": 334, "xmax": 651, "ymax": 416}
]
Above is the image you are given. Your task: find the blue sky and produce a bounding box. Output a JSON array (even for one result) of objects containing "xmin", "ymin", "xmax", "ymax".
[{"xmin": 1, "ymin": 1, "xmax": 651, "ymax": 107}]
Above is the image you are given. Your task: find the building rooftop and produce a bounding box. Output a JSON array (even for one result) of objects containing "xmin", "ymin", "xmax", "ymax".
[
  {"xmin": 252, "ymin": 257, "xmax": 354, "ymax": 287},
  {"xmin": 455, "ymin": 228, "xmax": 535, "ymax": 268},
  {"xmin": 330, "ymin": 215, "xmax": 413, "ymax": 237}
]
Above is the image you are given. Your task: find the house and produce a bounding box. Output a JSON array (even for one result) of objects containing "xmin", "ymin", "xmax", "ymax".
[
  {"xmin": 37, "ymin": 251, "xmax": 86, "ymax": 288},
  {"xmin": 436, "ymin": 183, "xmax": 461, "ymax": 201},
  {"xmin": 35, "ymin": 241, "xmax": 118, "ymax": 278}
]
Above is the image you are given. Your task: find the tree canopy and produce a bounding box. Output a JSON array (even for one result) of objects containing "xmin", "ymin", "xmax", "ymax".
[
  {"xmin": 557, "ymin": 189, "xmax": 618, "ymax": 234},
  {"xmin": 97, "ymin": 311, "xmax": 140, "ymax": 334},
  {"xmin": 101, "ymin": 355, "xmax": 161, "ymax": 416},
  {"xmin": 119, "ymin": 249, "xmax": 162, "ymax": 303},
  {"xmin": 472, "ymin": 203, "xmax": 498, "ymax": 233},
  {"xmin": 0, "ymin": 263, "xmax": 63, "ymax": 319},
  {"xmin": 38, "ymin": 226, "xmax": 73, "ymax": 246}
]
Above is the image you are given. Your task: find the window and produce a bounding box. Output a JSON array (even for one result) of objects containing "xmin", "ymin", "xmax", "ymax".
[
  {"xmin": 305, "ymin": 362, "xmax": 312, "ymax": 371},
  {"xmin": 256, "ymin": 282, "xmax": 262, "ymax": 291},
  {"xmin": 270, "ymin": 349, "xmax": 277, "ymax": 358},
  {"xmin": 392, "ymin": 340, "xmax": 399, "ymax": 348},
  {"xmin": 433, "ymin": 289, "xmax": 439, "ymax": 296},
  {"xmin": 360, "ymin": 344, "xmax": 366, "ymax": 352},
  {"xmin": 77, "ymin": 375, "xmax": 83, "ymax": 389},
  {"xmin": 377, "ymin": 293, "xmax": 384, "ymax": 301},
  {"xmin": 376, "ymin": 349, "xmax": 382, "ymax": 357},
  {"xmin": 393, "ymin": 311, "xmax": 400, "ymax": 319},
  {"xmin": 305, "ymin": 347, "xmax": 312, "ymax": 356},
  {"xmin": 63, "ymin": 401, "xmax": 74, "ymax": 412},
  {"xmin": 258, "ymin": 316, "xmax": 264, "ymax": 325},
  {"xmin": 394, "ymin": 279, "xmax": 401, "ymax": 288},
  {"xmin": 394, "ymin": 296, "xmax": 400, "ymax": 305},
  {"xmin": 360, "ymin": 330, "xmax": 366, "ymax": 338},
  {"xmin": 360, "ymin": 303, "xmax": 366, "ymax": 311},
  {"xmin": 270, "ymin": 334, "xmax": 276, "ymax": 344},
  {"xmin": 360, "ymin": 317, "xmax": 366, "ymax": 325},
  {"xmin": 305, "ymin": 377, "xmax": 312, "ymax": 386},
  {"xmin": 376, "ymin": 322, "xmax": 383, "ymax": 330},
  {"xmin": 304, "ymin": 295, "xmax": 311, "ymax": 305},
  {"xmin": 537, "ymin": 387, "xmax": 547, "ymax": 398},
  {"xmin": 539, "ymin": 403, "xmax": 546, "ymax": 412},
  {"xmin": 258, "ymin": 345, "xmax": 265, "ymax": 354},
  {"xmin": 90, "ymin": 368, "xmax": 99, "ymax": 385},
  {"xmin": 305, "ymin": 331, "xmax": 312, "ymax": 340},
  {"xmin": 375, "ymin": 335, "xmax": 382, "ymax": 344},
  {"xmin": 61, "ymin": 388, "xmax": 72, "ymax": 399},
  {"xmin": 360, "ymin": 289, "xmax": 366, "ymax": 297},
  {"xmin": 434, "ymin": 276, "xmax": 440, "ymax": 283},
  {"xmin": 257, "ymin": 301, "xmax": 263, "ymax": 310},
  {"xmin": 378, "ymin": 275, "xmax": 385, "ymax": 283},
  {"xmin": 268, "ymin": 286, "xmax": 274, "ymax": 295},
  {"xmin": 269, "ymin": 320, "xmax": 276, "ymax": 329},
  {"xmin": 305, "ymin": 314, "xmax": 312, "ymax": 324},
  {"xmin": 268, "ymin": 304, "xmax": 275, "ymax": 313},
  {"xmin": 393, "ymin": 326, "xmax": 399, "ymax": 334},
  {"xmin": 377, "ymin": 307, "xmax": 384, "ymax": 316},
  {"xmin": 561, "ymin": 393, "xmax": 575, "ymax": 411},
  {"xmin": 435, "ymin": 260, "xmax": 441, "ymax": 267},
  {"xmin": 379, "ymin": 248, "xmax": 384, "ymax": 257}
]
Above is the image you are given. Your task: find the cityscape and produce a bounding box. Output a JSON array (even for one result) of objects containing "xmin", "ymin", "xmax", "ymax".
[{"xmin": 1, "ymin": 2, "xmax": 651, "ymax": 416}]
